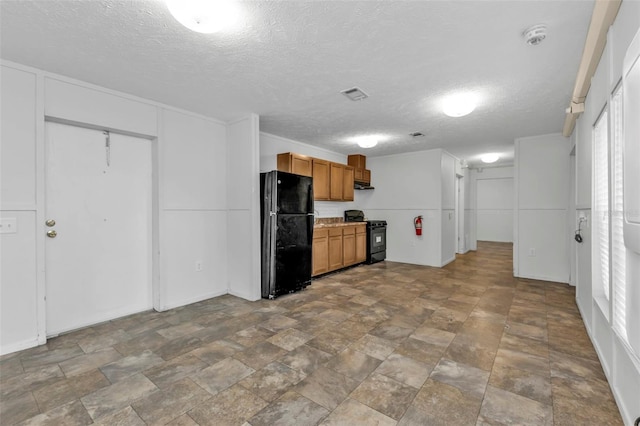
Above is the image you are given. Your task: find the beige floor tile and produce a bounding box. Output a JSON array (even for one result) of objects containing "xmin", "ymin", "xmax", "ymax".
[
  {"xmin": 189, "ymin": 384, "xmax": 268, "ymax": 426},
  {"xmin": 2, "ymin": 242, "xmax": 623, "ymax": 426},
  {"xmin": 191, "ymin": 357, "xmax": 254, "ymax": 396},
  {"xmin": 248, "ymin": 390, "xmax": 329, "ymax": 426},
  {"xmin": 350, "ymin": 372, "xmax": 418, "ymax": 420},
  {"xmin": 479, "ymin": 385, "xmax": 553, "ymax": 426},
  {"xmin": 320, "ymin": 398, "xmax": 396, "ymax": 426}
]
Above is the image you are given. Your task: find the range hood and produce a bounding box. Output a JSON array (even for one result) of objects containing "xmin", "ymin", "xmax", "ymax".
[{"xmin": 354, "ymin": 183, "xmax": 374, "ymax": 190}]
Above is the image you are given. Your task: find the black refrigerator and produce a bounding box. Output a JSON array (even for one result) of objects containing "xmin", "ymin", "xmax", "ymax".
[{"xmin": 260, "ymin": 171, "xmax": 314, "ymax": 299}]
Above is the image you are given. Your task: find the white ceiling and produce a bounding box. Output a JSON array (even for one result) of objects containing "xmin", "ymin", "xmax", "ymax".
[{"xmin": 0, "ymin": 0, "xmax": 594, "ymax": 166}]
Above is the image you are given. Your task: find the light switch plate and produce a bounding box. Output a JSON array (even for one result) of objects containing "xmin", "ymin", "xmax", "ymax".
[{"xmin": 0, "ymin": 218, "xmax": 17, "ymax": 234}]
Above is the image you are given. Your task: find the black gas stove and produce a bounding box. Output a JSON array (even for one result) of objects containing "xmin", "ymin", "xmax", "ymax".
[{"xmin": 344, "ymin": 210, "xmax": 387, "ymax": 264}]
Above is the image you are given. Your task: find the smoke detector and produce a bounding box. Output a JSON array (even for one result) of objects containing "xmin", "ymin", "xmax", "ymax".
[{"xmin": 523, "ymin": 24, "xmax": 547, "ymax": 46}]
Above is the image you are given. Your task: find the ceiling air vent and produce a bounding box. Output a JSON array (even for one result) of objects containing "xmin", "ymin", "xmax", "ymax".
[
  {"xmin": 409, "ymin": 132, "xmax": 425, "ymax": 137},
  {"xmin": 341, "ymin": 87, "xmax": 369, "ymax": 101}
]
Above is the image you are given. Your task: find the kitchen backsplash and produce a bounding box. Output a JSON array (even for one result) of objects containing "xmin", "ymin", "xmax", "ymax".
[
  {"xmin": 315, "ymin": 216, "xmax": 344, "ymax": 225},
  {"xmin": 314, "ymin": 201, "xmax": 351, "ymax": 218}
]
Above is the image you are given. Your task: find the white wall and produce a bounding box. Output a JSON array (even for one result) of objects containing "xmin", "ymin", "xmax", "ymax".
[
  {"xmin": 441, "ymin": 152, "xmax": 457, "ymax": 265},
  {"xmin": 0, "ymin": 61, "xmax": 261, "ymax": 355},
  {"xmin": 468, "ymin": 166, "xmax": 514, "ymax": 249},
  {"xmin": 359, "ymin": 150, "xmax": 444, "ymax": 266},
  {"xmin": 158, "ymin": 108, "xmax": 229, "ymax": 310},
  {"xmin": 228, "ymin": 116, "xmax": 261, "ymax": 301},
  {"xmin": 514, "ymin": 134, "xmax": 570, "ymax": 283},
  {"xmin": 573, "ymin": 2, "xmax": 640, "ymax": 424},
  {"xmin": 476, "ymin": 177, "xmax": 514, "ymax": 242},
  {"xmin": 0, "ymin": 65, "xmax": 41, "ymax": 354}
]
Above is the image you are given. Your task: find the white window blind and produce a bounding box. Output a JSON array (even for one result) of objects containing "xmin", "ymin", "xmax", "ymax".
[
  {"xmin": 593, "ymin": 110, "xmax": 610, "ymax": 301},
  {"xmin": 611, "ymin": 88, "xmax": 627, "ymax": 341}
]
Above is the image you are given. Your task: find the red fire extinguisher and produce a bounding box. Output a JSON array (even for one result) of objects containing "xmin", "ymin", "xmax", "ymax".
[{"xmin": 414, "ymin": 216, "xmax": 423, "ymax": 236}]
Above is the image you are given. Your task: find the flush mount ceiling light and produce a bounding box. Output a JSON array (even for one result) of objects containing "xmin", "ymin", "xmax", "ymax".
[
  {"xmin": 442, "ymin": 92, "xmax": 477, "ymax": 117},
  {"xmin": 523, "ymin": 24, "xmax": 547, "ymax": 46},
  {"xmin": 350, "ymin": 135, "xmax": 382, "ymax": 148},
  {"xmin": 481, "ymin": 153, "xmax": 500, "ymax": 164},
  {"xmin": 165, "ymin": 0, "xmax": 240, "ymax": 34}
]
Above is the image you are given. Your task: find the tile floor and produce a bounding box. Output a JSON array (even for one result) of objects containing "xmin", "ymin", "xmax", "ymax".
[{"xmin": 0, "ymin": 242, "xmax": 623, "ymax": 425}]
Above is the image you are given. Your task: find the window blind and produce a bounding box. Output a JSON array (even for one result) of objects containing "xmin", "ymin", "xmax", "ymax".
[
  {"xmin": 593, "ymin": 110, "xmax": 610, "ymax": 301},
  {"xmin": 611, "ymin": 88, "xmax": 627, "ymax": 341}
]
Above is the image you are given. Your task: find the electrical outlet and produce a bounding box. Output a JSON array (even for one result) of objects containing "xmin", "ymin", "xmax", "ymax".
[
  {"xmin": 195, "ymin": 261, "xmax": 203, "ymax": 272},
  {"xmin": 528, "ymin": 248, "xmax": 536, "ymax": 257}
]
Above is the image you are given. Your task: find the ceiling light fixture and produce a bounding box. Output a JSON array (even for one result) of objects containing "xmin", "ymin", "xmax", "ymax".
[
  {"xmin": 350, "ymin": 135, "xmax": 383, "ymax": 149},
  {"xmin": 481, "ymin": 153, "xmax": 500, "ymax": 164},
  {"xmin": 165, "ymin": 0, "xmax": 240, "ymax": 34},
  {"xmin": 523, "ymin": 24, "xmax": 547, "ymax": 46},
  {"xmin": 442, "ymin": 93, "xmax": 477, "ymax": 117}
]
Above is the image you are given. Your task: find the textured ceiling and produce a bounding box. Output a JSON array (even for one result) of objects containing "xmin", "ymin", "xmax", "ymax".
[{"xmin": 0, "ymin": 0, "xmax": 594, "ymax": 166}]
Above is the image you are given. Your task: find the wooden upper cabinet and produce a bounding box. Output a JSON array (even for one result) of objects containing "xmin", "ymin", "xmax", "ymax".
[
  {"xmin": 277, "ymin": 152, "xmax": 313, "ymax": 177},
  {"xmin": 276, "ymin": 152, "xmax": 361, "ymax": 201},
  {"xmin": 348, "ymin": 154, "xmax": 366, "ymax": 169},
  {"xmin": 330, "ymin": 163, "xmax": 344, "ymax": 201},
  {"xmin": 348, "ymin": 154, "xmax": 371, "ymax": 185},
  {"xmin": 343, "ymin": 166, "xmax": 354, "ymax": 201},
  {"xmin": 312, "ymin": 159, "xmax": 330, "ymax": 201},
  {"xmin": 363, "ymin": 169, "xmax": 371, "ymax": 185}
]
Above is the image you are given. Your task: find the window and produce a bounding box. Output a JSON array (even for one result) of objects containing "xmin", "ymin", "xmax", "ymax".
[
  {"xmin": 611, "ymin": 86, "xmax": 627, "ymax": 342},
  {"xmin": 592, "ymin": 85, "xmax": 628, "ymax": 345},
  {"xmin": 593, "ymin": 109, "xmax": 609, "ymax": 304}
]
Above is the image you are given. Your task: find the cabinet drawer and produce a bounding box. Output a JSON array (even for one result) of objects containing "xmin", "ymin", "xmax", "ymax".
[
  {"xmin": 314, "ymin": 228, "xmax": 329, "ymax": 239},
  {"xmin": 342, "ymin": 226, "xmax": 355, "ymax": 236},
  {"xmin": 328, "ymin": 227, "xmax": 343, "ymax": 237},
  {"xmin": 355, "ymin": 224, "xmax": 366, "ymax": 234}
]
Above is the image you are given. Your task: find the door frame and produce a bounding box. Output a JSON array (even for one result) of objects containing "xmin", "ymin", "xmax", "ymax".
[{"xmin": 40, "ymin": 116, "xmax": 159, "ymax": 339}]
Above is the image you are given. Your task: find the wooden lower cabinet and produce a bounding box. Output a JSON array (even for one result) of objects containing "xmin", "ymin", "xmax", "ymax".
[
  {"xmin": 343, "ymin": 226, "xmax": 356, "ymax": 266},
  {"xmin": 328, "ymin": 228, "xmax": 343, "ymax": 271},
  {"xmin": 355, "ymin": 225, "xmax": 366, "ymax": 263},
  {"xmin": 312, "ymin": 229, "xmax": 329, "ymax": 276},
  {"xmin": 313, "ymin": 224, "xmax": 367, "ymax": 276}
]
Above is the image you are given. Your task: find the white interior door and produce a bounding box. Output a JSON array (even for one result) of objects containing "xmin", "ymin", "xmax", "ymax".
[{"xmin": 45, "ymin": 122, "xmax": 152, "ymax": 336}]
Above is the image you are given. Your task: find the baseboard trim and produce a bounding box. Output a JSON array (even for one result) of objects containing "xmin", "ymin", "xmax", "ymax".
[{"xmin": 0, "ymin": 337, "xmax": 40, "ymax": 356}]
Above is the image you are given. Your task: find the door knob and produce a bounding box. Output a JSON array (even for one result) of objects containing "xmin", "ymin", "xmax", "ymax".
[
  {"xmin": 46, "ymin": 230, "xmax": 57, "ymax": 238},
  {"xmin": 45, "ymin": 219, "xmax": 56, "ymax": 227}
]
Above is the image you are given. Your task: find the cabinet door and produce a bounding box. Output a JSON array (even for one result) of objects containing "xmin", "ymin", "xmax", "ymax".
[
  {"xmin": 328, "ymin": 228, "xmax": 343, "ymax": 271},
  {"xmin": 355, "ymin": 226, "xmax": 366, "ymax": 262},
  {"xmin": 348, "ymin": 154, "xmax": 366, "ymax": 169},
  {"xmin": 343, "ymin": 166, "xmax": 354, "ymax": 201},
  {"xmin": 313, "ymin": 159, "xmax": 330, "ymax": 201},
  {"xmin": 343, "ymin": 226, "xmax": 356, "ymax": 266},
  {"xmin": 291, "ymin": 154, "xmax": 313, "ymax": 177},
  {"xmin": 330, "ymin": 163, "xmax": 344, "ymax": 200},
  {"xmin": 312, "ymin": 230, "xmax": 329, "ymax": 276},
  {"xmin": 277, "ymin": 153, "xmax": 313, "ymax": 177},
  {"xmin": 363, "ymin": 169, "xmax": 371, "ymax": 185}
]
